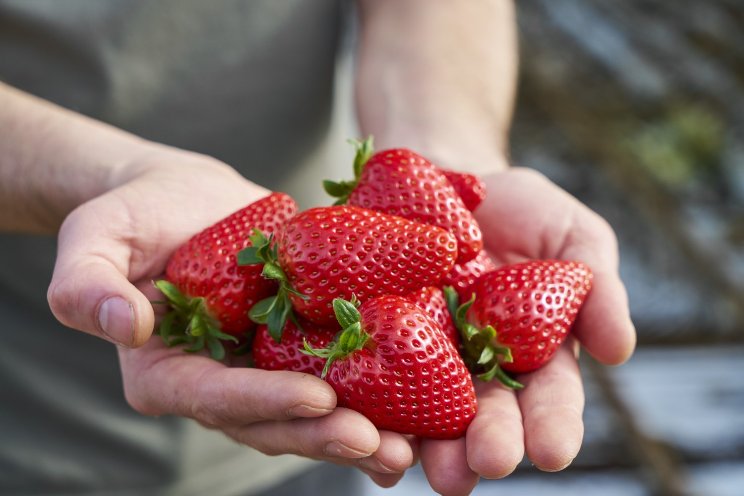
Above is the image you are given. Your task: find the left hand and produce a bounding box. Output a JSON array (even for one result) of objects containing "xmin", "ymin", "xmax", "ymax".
[{"xmin": 418, "ymin": 167, "xmax": 636, "ymax": 495}]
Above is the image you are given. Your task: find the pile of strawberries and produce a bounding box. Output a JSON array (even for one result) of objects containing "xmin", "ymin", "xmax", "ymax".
[{"xmin": 156, "ymin": 138, "xmax": 593, "ymax": 439}]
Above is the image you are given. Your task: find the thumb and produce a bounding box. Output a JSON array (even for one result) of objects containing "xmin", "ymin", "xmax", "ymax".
[{"xmin": 48, "ymin": 204, "xmax": 156, "ymax": 347}]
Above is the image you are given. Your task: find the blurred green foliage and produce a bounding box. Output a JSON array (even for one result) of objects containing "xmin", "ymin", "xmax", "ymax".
[{"xmin": 624, "ymin": 104, "xmax": 724, "ymax": 190}]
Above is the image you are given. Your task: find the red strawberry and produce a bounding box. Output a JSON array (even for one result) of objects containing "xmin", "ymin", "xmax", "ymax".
[
  {"xmin": 452, "ymin": 260, "xmax": 592, "ymax": 388},
  {"xmin": 440, "ymin": 249, "xmax": 497, "ymax": 301},
  {"xmin": 407, "ymin": 286, "xmax": 459, "ymax": 348},
  {"xmin": 155, "ymin": 192, "xmax": 297, "ymax": 360},
  {"xmin": 305, "ymin": 296, "xmax": 477, "ymax": 439},
  {"xmin": 441, "ymin": 169, "xmax": 487, "ymax": 212},
  {"xmin": 253, "ymin": 319, "xmax": 337, "ymax": 377},
  {"xmin": 241, "ymin": 205, "xmax": 458, "ymax": 335},
  {"xmin": 324, "ymin": 137, "xmax": 483, "ymax": 263}
]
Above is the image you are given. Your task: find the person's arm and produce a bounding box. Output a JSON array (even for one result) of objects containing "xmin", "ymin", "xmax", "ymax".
[
  {"xmin": 0, "ymin": 82, "xmax": 160, "ymax": 232},
  {"xmin": 356, "ymin": 0, "xmax": 516, "ymax": 175},
  {"xmin": 355, "ymin": 1, "xmax": 635, "ymax": 494},
  {"xmin": 0, "ymin": 82, "xmax": 415, "ymax": 483}
]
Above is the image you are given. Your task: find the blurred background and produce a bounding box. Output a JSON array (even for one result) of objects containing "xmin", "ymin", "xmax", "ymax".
[{"xmin": 352, "ymin": 1, "xmax": 744, "ymax": 494}]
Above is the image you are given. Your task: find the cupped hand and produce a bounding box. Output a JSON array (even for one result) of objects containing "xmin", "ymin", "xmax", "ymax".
[
  {"xmin": 420, "ymin": 167, "xmax": 636, "ymax": 495},
  {"xmin": 46, "ymin": 147, "xmax": 415, "ymax": 485}
]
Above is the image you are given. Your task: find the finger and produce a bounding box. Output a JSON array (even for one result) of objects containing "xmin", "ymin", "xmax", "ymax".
[
  {"xmin": 517, "ymin": 341, "xmax": 584, "ymax": 471},
  {"xmin": 360, "ymin": 469, "xmax": 406, "ymax": 489},
  {"xmin": 573, "ymin": 265, "xmax": 636, "ymax": 365},
  {"xmin": 560, "ymin": 210, "xmax": 636, "ymax": 365},
  {"xmin": 48, "ymin": 202, "xmax": 155, "ymax": 347},
  {"xmin": 226, "ymin": 407, "xmax": 380, "ymax": 460},
  {"xmin": 465, "ymin": 379, "xmax": 525, "ymax": 479},
  {"xmin": 119, "ymin": 343, "xmax": 337, "ymax": 424},
  {"xmin": 420, "ymin": 438, "xmax": 479, "ymax": 496},
  {"xmin": 357, "ymin": 430, "xmax": 416, "ymax": 475}
]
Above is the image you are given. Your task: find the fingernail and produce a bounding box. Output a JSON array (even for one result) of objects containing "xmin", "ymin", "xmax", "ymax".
[
  {"xmin": 98, "ymin": 296, "xmax": 134, "ymax": 346},
  {"xmin": 358, "ymin": 456, "xmax": 400, "ymax": 474},
  {"xmin": 324, "ymin": 441, "xmax": 372, "ymax": 459},
  {"xmin": 287, "ymin": 404, "xmax": 334, "ymax": 418}
]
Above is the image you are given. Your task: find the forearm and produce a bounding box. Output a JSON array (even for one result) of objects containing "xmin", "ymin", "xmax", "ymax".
[
  {"xmin": 355, "ymin": 0, "xmax": 517, "ymax": 174},
  {"xmin": 0, "ymin": 82, "xmax": 159, "ymax": 233}
]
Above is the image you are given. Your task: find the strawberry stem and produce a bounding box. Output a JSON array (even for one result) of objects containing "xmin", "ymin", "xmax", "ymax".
[
  {"xmin": 443, "ymin": 286, "xmax": 524, "ymax": 390},
  {"xmin": 323, "ymin": 135, "xmax": 375, "ymax": 205},
  {"xmin": 302, "ymin": 297, "xmax": 370, "ymax": 379}
]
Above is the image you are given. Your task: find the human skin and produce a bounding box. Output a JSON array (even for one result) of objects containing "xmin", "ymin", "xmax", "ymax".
[
  {"xmin": 0, "ymin": 83, "xmax": 416, "ymax": 477},
  {"xmin": 0, "ymin": 0, "xmax": 636, "ymax": 493},
  {"xmin": 356, "ymin": 1, "xmax": 635, "ymax": 493}
]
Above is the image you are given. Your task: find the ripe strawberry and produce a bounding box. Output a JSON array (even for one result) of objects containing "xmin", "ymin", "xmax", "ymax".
[
  {"xmin": 440, "ymin": 249, "xmax": 497, "ymax": 301},
  {"xmin": 451, "ymin": 260, "xmax": 592, "ymax": 388},
  {"xmin": 407, "ymin": 286, "xmax": 459, "ymax": 348},
  {"xmin": 240, "ymin": 205, "xmax": 458, "ymax": 336},
  {"xmin": 155, "ymin": 192, "xmax": 298, "ymax": 360},
  {"xmin": 252, "ymin": 319, "xmax": 337, "ymax": 377},
  {"xmin": 441, "ymin": 169, "xmax": 487, "ymax": 212},
  {"xmin": 305, "ymin": 296, "xmax": 477, "ymax": 439},
  {"xmin": 324, "ymin": 137, "xmax": 483, "ymax": 263}
]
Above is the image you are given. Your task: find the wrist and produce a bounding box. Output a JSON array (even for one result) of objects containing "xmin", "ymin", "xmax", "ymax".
[{"xmin": 370, "ymin": 130, "xmax": 510, "ymax": 176}]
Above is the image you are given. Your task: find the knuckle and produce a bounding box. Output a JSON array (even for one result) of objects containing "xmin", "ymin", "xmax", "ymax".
[
  {"xmin": 190, "ymin": 395, "xmax": 222, "ymax": 427},
  {"xmin": 123, "ymin": 385, "xmax": 161, "ymax": 417},
  {"xmin": 46, "ymin": 276, "xmax": 75, "ymax": 326}
]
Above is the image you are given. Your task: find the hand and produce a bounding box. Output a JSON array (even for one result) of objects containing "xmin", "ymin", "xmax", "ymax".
[
  {"xmin": 419, "ymin": 167, "xmax": 636, "ymax": 495},
  {"xmin": 46, "ymin": 147, "xmax": 416, "ymax": 485}
]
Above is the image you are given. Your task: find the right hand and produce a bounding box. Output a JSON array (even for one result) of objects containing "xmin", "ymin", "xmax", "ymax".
[{"xmin": 47, "ymin": 147, "xmax": 416, "ymax": 486}]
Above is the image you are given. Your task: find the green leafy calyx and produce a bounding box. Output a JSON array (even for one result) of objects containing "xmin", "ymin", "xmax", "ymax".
[
  {"xmin": 323, "ymin": 136, "xmax": 375, "ymax": 205},
  {"xmin": 302, "ymin": 297, "xmax": 369, "ymax": 379},
  {"xmin": 237, "ymin": 229, "xmax": 306, "ymax": 342},
  {"xmin": 153, "ymin": 280, "xmax": 238, "ymax": 361},
  {"xmin": 444, "ymin": 286, "xmax": 524, "ymax": 389}
]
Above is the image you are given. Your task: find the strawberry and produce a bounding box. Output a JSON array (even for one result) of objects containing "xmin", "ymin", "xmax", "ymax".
[
  {"xmin": 450, "ymin": 260, "xmax": 592, "ymax": 388},
  {"xmin": 324, "ymin": 137, "xmax": 483, "ymax": 263},
  {"xmin": 252, "ymin": 319, "xmax": 337, "ymax": 377},
  {"xmin": 155, "ymin": 192, "xmax": 298, "ymax": 360},
  {"xmin": 240, "ymin": 205, "xmax": 457, "ymax": 336},
  {"xmin": 407, "ymin": 286, "xmax": 459, "ymax": 348},
  {"xmin": 440, "ymin": 249, "xmax": 497, "ymax": 301},
  {"xmin": 305, "ymin": 296, "xmax": 477, "ymax": 439},
  {"xmin": 441, "ymin": 169, "xmax": 487, "ymax": 212}
]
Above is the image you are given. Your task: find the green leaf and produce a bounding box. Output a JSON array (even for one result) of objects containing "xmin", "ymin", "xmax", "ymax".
[
  {"xmin": 478, "ymin": 345, "xmax": 496, "ymax": 365},
  {"xmin": 494, "ymin": 367, "xmax": 524, "ymax": 389},
  {"xmin": 493, "ymin": 344, "xmax": 514, "ymax": 363},
  {"xmin": 249, "ymin": 296, "xmax": 277, "ymax": 324},
  {"xmin": 267, "ymin": 296, "xmax": 291, "ymax": 342},
  {"xmin": 323, "ymin": 180, "xmax": 351, "ymax": 198},
  {"xmin": 158, "ymin": 311, "xmax": 176, "ymax": 340},
  {"xmin": 237, "ymin": 246, "xmax": 261, "ymax": 265},
  {"xmin": 350, "ymin": 135, "xmax": 374, "ymax": 179},
  {"xmin": 249, "ymin": 228, "xmax": 270, "ymax": 248},
  {"xmin": 461, "ymin": 323, "xmax": 480, "ymax": 341},
  {"xmin": 262, "ymin": 263, "xmax": 287, "ymax": 282},
  {"xmin": 211, "ymin": 328, "xmax": 239, "ymax": 343},
  {"xmin": 301, "ymin": 337, "xmax": 332, "ymax": 359},
  {"xmin": 333, "ymin": 298, "xmax": 361, "ymax": 329},
  {"xmin": 286, "ymin": 286, "xmax": 309, "ymax": 300},
  {"xmin": 187, "ymin": 314, "xmax": 203, "ymax": 336},
  {"xmin": 168, "ymin": 336, "xmax": 188, "ymax": 347},
  {"xmin": 478, "ymin": 364, "xmax": 499, "ymax": 382},
  {"xmin": 455, "ymin": 294, "xmax": 476, "ymax": 330},
  {"xmin": 444, "ymin": 286, "xmax": 460, "ymax": 320},
  {"xmin": 207, "ymin": 338, "xmax": 226, "ymax": 361},
  {"xmin": 338, "ymin": 322, "xmax": 360, "ymax": 350},
  {"xmin": 184, "ymin": 335, "xmax": 206, "ymax": 353},
  {"xmin": 154, "ymin": 280, "xmax": 189, "ymax": 309}
]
